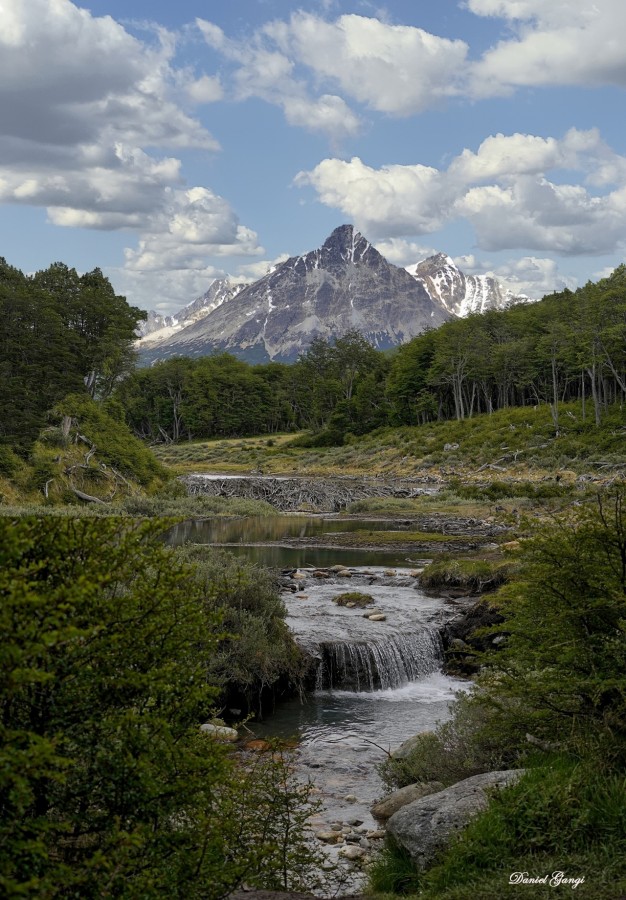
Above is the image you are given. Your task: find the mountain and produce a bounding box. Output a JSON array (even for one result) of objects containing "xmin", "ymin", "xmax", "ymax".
[
  {"xmin": 139, "ymin": 225, "xmax": 450, "ymax": 364},
  {"xmin": 406, "ymin": 253, "xmax": 529, "ymax": 317},
  {"xmin": 137, "ymin": 278, "xmax": 247, "ymax": 348}
]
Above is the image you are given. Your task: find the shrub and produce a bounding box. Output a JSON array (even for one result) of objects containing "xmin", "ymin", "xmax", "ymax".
[
  {"xmin": 53, "ymin": 393, "xmax": 167, "ymax": 487},
  {"xmin": 0, "ymin": 517, "xmax": 321, "ymax": 898},
  {"xmin": 174, "ymin": 545, "xmax": 308, "ymax": 713},
  {"xmin": 0, "ymin": 445, "xmax": 20, "ymax": 478},
  {"xmin": 379, "ymin": 689, "xmax": 517, "ymax": 791},
  {"xmin": 483, "ymin": 486, "xmax": 626, "ymax": 762}
]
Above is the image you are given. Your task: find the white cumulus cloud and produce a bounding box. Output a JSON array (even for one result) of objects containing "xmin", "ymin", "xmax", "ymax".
[
  {"xmin": 468, "ymin": 0, "xmax": 626, "ymax": 95},
  {"xmin": 297, "ymin": 128, "xmax": 626, "ymax": 257},
  {"xmin": 0, "ymin": 0, "xmax": 263, "ymax": 312}
]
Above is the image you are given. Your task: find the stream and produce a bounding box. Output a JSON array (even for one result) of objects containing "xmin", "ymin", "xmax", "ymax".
[{"xmin": 168, "ymin": 514, "xmax": 469, "ymax": 894}]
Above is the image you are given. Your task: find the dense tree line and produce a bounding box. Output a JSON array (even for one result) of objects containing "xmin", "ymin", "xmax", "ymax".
[
  {"xmin": 117, "ymin": 331, "xmax": 389, "ymax": 442},
  {"xmin": 0, "ymin": 259, "xmax": 143, "ymax": 451},
  {"xmin": 117, "ymin": 266, "xmax": 626, "ymax": 445},
  {"xmin": 388, "ymin": 265, "xmax": 626, "ymax": 433},
  {"xmin": 2, "ymin": 252, "xmax": 623, "ymax": 454}
]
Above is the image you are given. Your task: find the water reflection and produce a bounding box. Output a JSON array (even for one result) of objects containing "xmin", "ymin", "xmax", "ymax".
[
  {"xmin": 166, "ymin": 515, "xmax": 420, "ymax": 567},
  {"xmin": 168, "ymin": 515, "xmax": 406, "ymax": 543}
]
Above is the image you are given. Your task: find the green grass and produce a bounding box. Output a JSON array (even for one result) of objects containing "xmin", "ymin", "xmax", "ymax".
[
  {"xmin": 152, "ymin": 402, "xmax": 626, "ymax": 483},
  {"xmin": 370, "ymin": 757, "xmax": 626, "ymax": 899},
  {"xmin": 419, "ymin": 555, "xmax": 516, "ymax": 592}
]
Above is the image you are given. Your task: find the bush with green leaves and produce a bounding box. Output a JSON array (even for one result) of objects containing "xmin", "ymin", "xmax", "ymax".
[
  {"xmin": 0, "ymin": 517, "xmax": 320, "ymax": 898},
  {"xmin": 482, "ymin": 486, "xmax": 626, "ymax": 762},
  {"xmin": 52, "ymin": 393, "xmax": 167, "ymax": 487},
  {"xmin": 379, "ymin": 689, "xmax": 516, "ymax": 792},
  {"xmin": 174, "ymin": 544, "xmax": 309, "ymax": 714}
]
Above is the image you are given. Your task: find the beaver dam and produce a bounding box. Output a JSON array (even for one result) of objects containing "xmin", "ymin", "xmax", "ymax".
[{"xmin": 181, "ymin": 473, "xmax": 438, "ymax": 512}]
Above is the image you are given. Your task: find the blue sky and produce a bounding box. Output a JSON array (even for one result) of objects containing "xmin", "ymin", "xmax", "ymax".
[{"xmin": 1, "ymin": 0, "xmax": 626, "ymax": 313}]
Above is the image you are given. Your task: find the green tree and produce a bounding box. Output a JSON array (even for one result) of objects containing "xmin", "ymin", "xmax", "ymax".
[
  {"xmin": 485, "ymin": 487, "xmax": 626, "ymax": 761},
  {"xmin": 0, "ymin": 517, "xmax": 319, "ymax": 898}
]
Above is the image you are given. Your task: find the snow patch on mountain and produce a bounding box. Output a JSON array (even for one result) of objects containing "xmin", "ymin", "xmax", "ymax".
[
  {"xmin": 406, "ymin": 253, "xmax": 532, "ymax": 317},
  {"xmin": 137, "ymin": 279, "xmax": 247, "ymax": 348}
]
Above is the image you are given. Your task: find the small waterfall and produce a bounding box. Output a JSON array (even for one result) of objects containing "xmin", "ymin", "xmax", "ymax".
[{"xmin": 314, "ymin": 629, "xmax": 442, "ymax": 692}]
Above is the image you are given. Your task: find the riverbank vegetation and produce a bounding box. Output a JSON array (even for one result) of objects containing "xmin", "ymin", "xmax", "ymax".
[
  {"xmin": 0, "ymin": 516, "xmax": 321, "ymax": 898},
  {"xmin": 370, "ymin": 486, "xmax": 626, "ymax": 898}
]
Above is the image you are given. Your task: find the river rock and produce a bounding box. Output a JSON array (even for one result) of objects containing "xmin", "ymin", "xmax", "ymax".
[
  {"xmin": 337, "ymin": 569, "xmax": 353, "ymax": 578},
  {"xmin": 330, "ymin": 564, "xmax": 348, "ymax": 572},
  {"xmin": 363, "ymin": 608, "xmax": 383, "ymax": 618},
  {"xmin": 315, "ymin": 831, "xmax": 344, "ymax": 844},
  {"xmin": 244, "ymin": 739, "xmax": 271, "ymax": 752},
  {"xmin": 387, "ymin": 770, "xmax": 525, "ymax": 870},
  {"xmin": 339, "ymin": 845, "xmax": 366, "ymax": 861},
  {"xmin": 371, "ymin": 781, "xmax": 444, "ymax": 820},
  {"xmin": 391, "ymin": 733, "xmax": 431, "ymax": 760},
  {"xmin": 200, "ymin": 723, "xmax": 238, "ymax": 742},
  {"xmin": 367, "ymin": 613, "xmax": 387, "ymax": 622},
  {"xmin": 383, "ymin": 569, "xmax": 397, "ymax": 577}
]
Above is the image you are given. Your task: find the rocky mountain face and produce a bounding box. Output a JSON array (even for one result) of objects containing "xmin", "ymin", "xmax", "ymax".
[
  {"xmin": 139, "ymin": 225, "xmax": 450, "ymax": 364},
  {"xmin": 406, "ymin": 253, "xmax": 528, "ymax": 317},
  {"xmin": 137, "ymin": 278, "xmax": 246, "ymax": 347}
]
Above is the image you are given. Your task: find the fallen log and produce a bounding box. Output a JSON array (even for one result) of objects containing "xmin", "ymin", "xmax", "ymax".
[{"xmin": 72, "ymin": 488, "xmax": 106, "ymax": 504}]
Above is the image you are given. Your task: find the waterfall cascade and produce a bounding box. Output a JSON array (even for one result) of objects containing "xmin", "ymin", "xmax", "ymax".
[{"xmin": 314, "ymin": 629, "xmax": 442, "ymax": 692}]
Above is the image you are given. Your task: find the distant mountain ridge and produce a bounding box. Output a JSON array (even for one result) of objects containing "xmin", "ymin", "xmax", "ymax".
[
  {"xmin": 138, "ymin": 226, "xmax": 531, "ymax": 364},
  {"xmin": 407, "ymin": 253, "xmax": 528, "ymax": 316},
  {"xmin": 138, "ymin": 278, "xmax": 247, "ymax": 346}
]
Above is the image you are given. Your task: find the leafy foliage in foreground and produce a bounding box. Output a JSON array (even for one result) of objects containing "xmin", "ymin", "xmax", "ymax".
[
  {"xmin": 0, "ymin": 517, "xmax": 320, "ymax": 898},
  {"xmin": 487, "ymin": 488, "xmax": 626, "ymax": 760}
]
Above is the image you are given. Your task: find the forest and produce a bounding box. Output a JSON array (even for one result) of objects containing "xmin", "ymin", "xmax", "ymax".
[
  {"xmin": 118, "ymin": 266, "xmax": 626, "ymax": 446},
  {"xmin": 2, "ymin": 257, "xmax": 625, "ymax": 457}
]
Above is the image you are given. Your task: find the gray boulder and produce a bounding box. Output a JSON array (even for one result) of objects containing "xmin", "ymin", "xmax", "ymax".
[
  {"xmin": 391, "ymin": 732, "xmax": 432, "ymax": 760},
  {"xmin": 371, "ymin": 781, "xmax": 444, "ymax": 821},
  {"xmin": 387, "ymin": 769, "xmax": 524, "ymax": 870},
  {"xmin": 200, "ymin": 723, "xmax": 238, "ymax": 742}
]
